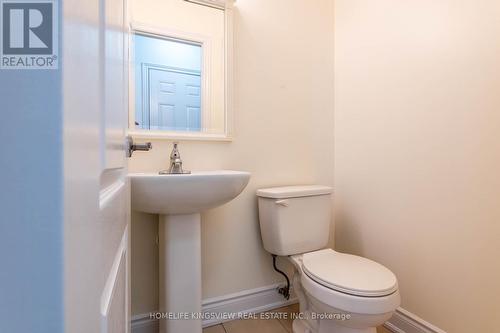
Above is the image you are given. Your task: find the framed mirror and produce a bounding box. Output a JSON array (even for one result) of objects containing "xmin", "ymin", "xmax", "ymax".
[{"xmin": 128, "ymin": 0, "xmax": 233, "ymax": 141}]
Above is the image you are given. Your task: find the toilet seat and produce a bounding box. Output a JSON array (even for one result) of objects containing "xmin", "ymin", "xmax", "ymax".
[
  {"xmin": 302, "ymin": 249, "xmax": 398, "ymax": 297},
  {"xmin": 300, "ymin": 271, "xmax": 401, "ymax": 315}
]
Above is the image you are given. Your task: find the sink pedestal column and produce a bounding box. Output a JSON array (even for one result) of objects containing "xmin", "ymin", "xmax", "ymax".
[{"xmin": 159, "ymin": 213, "xmax": 202, "ymax": 333}]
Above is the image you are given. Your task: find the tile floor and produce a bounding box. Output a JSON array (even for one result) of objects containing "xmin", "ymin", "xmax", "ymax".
[{"xmin": 202, "ymin": 304, "xmax": 391, "ymax": 333}]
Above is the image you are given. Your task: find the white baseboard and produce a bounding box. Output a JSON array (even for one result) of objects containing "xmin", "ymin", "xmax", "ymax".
[
  {"xmin": 385, "ymin": 307, "xmax": 447, "ymax": 333},
  {"xmin": 131, "ymin": 313, "xmax": 159, "ymax": 333},
  {"xmin": 202, "ymin": 283, "xmax": 297, "ymax": 327},
  {"xmin": 131, "ymin": 286, "xmax": 447, "ymax": 333},
  {"xmin": 131, "ymin": 283, "xmax": 296, "ymax": 333}
]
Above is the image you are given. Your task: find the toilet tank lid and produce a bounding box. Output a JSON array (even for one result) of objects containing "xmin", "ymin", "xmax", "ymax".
[{"xmin": 257, "ymin": 185, "xmax": 332, "ymax": 199}]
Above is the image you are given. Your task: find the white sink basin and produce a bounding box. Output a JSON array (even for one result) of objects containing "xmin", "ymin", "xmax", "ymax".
[
  {"xmin": 129, "ymin": 170, "xmax": 250, "ymax": 333},
  {"xmin": 130, "ymin": 170, "xmax": 251, "ymax": 215}
]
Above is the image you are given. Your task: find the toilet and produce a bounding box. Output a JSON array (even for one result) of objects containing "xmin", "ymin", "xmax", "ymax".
[{"xmin": 257, "ymin": 185, "xmax": 400, "ymax": 333}]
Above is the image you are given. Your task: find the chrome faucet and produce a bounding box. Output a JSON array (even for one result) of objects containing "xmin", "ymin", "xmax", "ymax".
[{"xmin": 160, "ymin": 142, "xmax": 190, "ymax": 174}]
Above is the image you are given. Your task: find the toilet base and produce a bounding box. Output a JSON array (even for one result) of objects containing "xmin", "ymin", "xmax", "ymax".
[
  {"xmin": 292, "ymin": 318, "xmax": 311, "ymax": 333},
  {"xmin": 293, "ymin": 318, "xmax": 376, "ymax": 333},
  {"xmin": 287, "ymin": 255, "xmax": 393, "ymax": 333}
]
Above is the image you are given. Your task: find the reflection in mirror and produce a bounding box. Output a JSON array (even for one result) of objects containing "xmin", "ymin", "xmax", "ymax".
[
  {"xmin": 129, "ymin": 0, "xmax": 233, "ymax": 140},
  {"xmin": 133, "ymin": 33, "xmax": 202, "ymax": 132}
]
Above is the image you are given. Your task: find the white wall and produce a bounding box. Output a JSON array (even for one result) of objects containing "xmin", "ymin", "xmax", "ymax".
[
  {"xmin": 129, "ymin": 0, "xmax": 335, "ymax": 316},
  {"xmin": 334, "ymin": 1, "xmax": 500, "ymax": 332}
]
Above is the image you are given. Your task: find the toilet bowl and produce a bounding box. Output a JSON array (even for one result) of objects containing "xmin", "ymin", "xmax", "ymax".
[
  {"xmin": 256, "ymin": 185, "xmax": 400, "ymax": 333},
  {"xmin": 289, "ymin": 249, "xmax": 400, "ymax": 333}
]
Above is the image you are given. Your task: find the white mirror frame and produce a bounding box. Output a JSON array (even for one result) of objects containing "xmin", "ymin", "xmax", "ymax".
[{"xmin": 127, "ymin": 3, "xmax": 234, "ymax": 141}]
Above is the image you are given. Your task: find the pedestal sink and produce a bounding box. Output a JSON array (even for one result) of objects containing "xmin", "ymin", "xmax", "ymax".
[{"xmin": 129, "ymin": 170, "xmax": 251, "ymax": 333}]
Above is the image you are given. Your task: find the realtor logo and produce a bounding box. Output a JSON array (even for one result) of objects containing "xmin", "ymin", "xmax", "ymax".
[{"xmin": 1, "ymin": 0, "xmax": 58, "ymax": 69}]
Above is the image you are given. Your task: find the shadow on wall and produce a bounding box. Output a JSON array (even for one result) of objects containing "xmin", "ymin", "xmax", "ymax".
[
  {"xmin": 131, "ymin": 211, "xmax": 159, "ymax": 315},
  {"xmin": 334, "ymin": 208, "xmax": 365, "ymax": 255},
  {"xmin": 200, "ymin": 190, "xmax": 295, "ymax": 290}
]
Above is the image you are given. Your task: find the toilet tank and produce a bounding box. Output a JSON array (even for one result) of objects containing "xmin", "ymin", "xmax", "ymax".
[{"xmin": 257, "ymin": 185, "xmax": 332, "ymax": 256}]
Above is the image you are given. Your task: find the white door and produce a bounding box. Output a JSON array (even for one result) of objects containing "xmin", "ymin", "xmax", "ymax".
[
  {"xmin": 147, "ymin": 66, "xmax": 202, "ymax": 131},
  {"xmin": 63, "ymin": 0, "xmax": 131, "ymax": 332}
]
